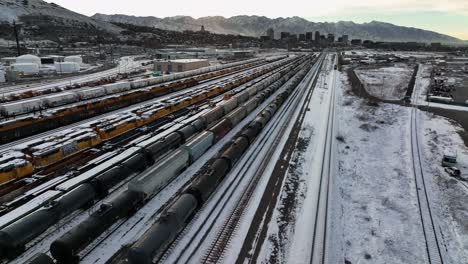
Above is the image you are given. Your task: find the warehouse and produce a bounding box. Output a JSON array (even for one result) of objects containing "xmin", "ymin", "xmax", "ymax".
[{"xmin": 154, "ymin": 59, "xmax": 209, "ymax": 73}]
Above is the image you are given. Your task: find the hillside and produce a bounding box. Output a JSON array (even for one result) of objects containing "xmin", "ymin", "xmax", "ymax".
[
  {"xmin": 93, "ymin": 14, "xmax": 461, "ymax": 43},
  {"xmin": 0, "ymin": 0, "xmax": 121, "ymax": 41}
]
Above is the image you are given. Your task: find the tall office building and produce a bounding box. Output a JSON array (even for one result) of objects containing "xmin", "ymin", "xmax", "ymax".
[{"xmin": 315, "ymin": 31, "xmax": 320, "ymax": 43}]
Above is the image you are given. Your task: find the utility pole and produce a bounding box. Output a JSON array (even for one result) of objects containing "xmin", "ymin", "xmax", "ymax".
[{"xmin": 13, "ymin": 20, "xmax": 21, "ymax": 56}]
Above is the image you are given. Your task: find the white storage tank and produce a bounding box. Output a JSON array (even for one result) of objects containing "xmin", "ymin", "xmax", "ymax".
[
  {"xmin": 55, "ymin": 62, "xmax": 80, "ymax": 73},
  {"xmin": 11, "ymin": 63, "xmax": 40, "ymax": 75},
  {"xmin": 64, "ymin": 56, "xmax": 83, "ymax": 65},
  {"xmin": 16, "ymin": 54, "xmax": 42, "ymax": 66}
]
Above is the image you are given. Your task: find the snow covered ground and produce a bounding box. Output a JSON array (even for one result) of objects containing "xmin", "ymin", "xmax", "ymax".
[
  {"xmin": 334, "ymin": 69, "xmax": 468, "ymax": 263},
  {"xmin": 355, "ymin": 64, "xmax": 414, "ymax": 100},
  {"xmin": 420, "ymin": 111, "xmax": 468, "ymax": 263},
  {"xmin": 336, "ymin": 74, "xmax": 429, "ymax": 263}
]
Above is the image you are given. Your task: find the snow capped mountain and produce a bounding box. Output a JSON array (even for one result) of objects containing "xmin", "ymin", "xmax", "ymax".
[
  {"xmin": 0, "ymin": 1, "xmax": 461, "ymax": 44},
  {"xmin": 92, "ymin": 13, "xmax": 461, "ymax": 43}
]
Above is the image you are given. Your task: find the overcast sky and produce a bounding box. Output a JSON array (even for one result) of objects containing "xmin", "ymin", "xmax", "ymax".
[{"xmin": 45, "ymin": 0, "xmax": 468, "ymax": 39}]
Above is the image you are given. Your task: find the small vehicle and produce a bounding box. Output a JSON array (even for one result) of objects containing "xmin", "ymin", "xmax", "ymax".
[
  {"xmin": 444, "ymin": 166, "xmax": 461, "ymax": 177},
  {"xmin": 442, "ymin": 152, "xmax": 457, "ymax": 167},
  {"xmin": 334, "ymin": 65, "xmax": 338, "ymax": 70}
]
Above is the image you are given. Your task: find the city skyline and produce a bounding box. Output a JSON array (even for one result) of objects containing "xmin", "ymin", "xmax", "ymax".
[{"xmin": 45, "ymin": 0, "xmax": 468, "ymax": 40}]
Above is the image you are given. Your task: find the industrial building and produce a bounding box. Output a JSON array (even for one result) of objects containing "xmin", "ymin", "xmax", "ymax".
[{"xmin": 154, "ymin": 59, "xmax": 209, "ymax": 73}]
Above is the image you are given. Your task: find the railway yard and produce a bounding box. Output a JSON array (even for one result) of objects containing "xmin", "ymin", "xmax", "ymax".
[{"xmin": 0, "ymin": 50, "xmax": 466, "ymax": 264}]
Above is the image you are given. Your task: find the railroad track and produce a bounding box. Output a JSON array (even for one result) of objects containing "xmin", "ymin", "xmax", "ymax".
[
  {"xmin": 0, "ymin": 59, "xmax": 297, "ymax": 205},
  {"xmin": 309, "ymin": 53, "xmax": 337, "ymax": 264},
  {"xmin": 410, "ymin": 107, "xmax": 445, "ymax": 264},
  {"xmin": 82, "ymin": 61, "xmax": 313, "ymax": 264},
  {"xmin": 4, "ymin": 57, "xmax": 309, "ymax": 264},
  {"xmin": 6, "ymin": 111, "xmax": 208, "ymax": 264},
  {"xmin": 161, "ymin": 55, "xmax": 324, "ymax": 264},
  {"xmin": 0, "ymin": 61, "xmax": 266, "ymax": 152},
  {"xmin": 410, "ymin": 65, "xmax": 445, "ymax": 264}
]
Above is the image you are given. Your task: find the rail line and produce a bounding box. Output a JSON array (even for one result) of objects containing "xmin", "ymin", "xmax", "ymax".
[
  {"xmin": 410, "ymin": 66, "xmax": 445, "ymax": 264},
  {"xmin": 5, "ymin": 56, "xmax": 309, "ymax": 264},
  {"xmin": 162, "ymin": 55, "xmax": 324, "ymax": 264},
  {"xmin": 80, "ymin": 59, "xmax": 312, "ymax": 264},
  {"xmin": 0, "ymin": 61, "xmax": 266, "ymax": 153},
  {"xmin": 410, "ymin": 107, "xmax": 445, "ymax": 264},
  {"xmin": 0, "ymin": 59, "xmax": 297, "ymax": 205},
  {"xmin": 6, "ymin": 111, "xmax": 207, "ymax": 264},
  {"xmin": 309, "ymin": 53, "xmax": 337, "ymax": 264}
]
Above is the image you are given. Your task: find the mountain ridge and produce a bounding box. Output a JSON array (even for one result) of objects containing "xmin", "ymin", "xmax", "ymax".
[{"xmin": 92, "ymin": 13, "xmax": 461, "ymax": 43}]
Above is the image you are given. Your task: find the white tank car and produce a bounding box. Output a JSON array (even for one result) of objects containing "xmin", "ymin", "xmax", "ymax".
[
  {"xmin": 102, "ymin": 82, "xmax": 132, "ymax": 95},
  {"xmin": 43, "ymin": 92, "xmax": 79, "ymax": 107},
  {"xmin": 0, "ymin": 98, "xmax": 43, "ymax": 117},
  {"xmin": 146, "ymin": 76, "xmax": 163, "ymax": 86},
  {"xmin": 130, "ymin": 78, "xmax": 149, "ymax": 89},
  {"xmin": 128, "ymin": 149, "xmax": 190, "ymax": 197},
  {"xmin": 75, "ymin": 87, "xmax": 106, "ymax": 100}
]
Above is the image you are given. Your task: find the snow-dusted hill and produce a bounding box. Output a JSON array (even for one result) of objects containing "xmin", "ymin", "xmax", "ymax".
[
  {"xmin": 0, "ymin": 0, "xmax": 121, "ymax": 34},
  {"xmin": 92, "ymin": 14, "xmax": 462, "ymax": 44}
]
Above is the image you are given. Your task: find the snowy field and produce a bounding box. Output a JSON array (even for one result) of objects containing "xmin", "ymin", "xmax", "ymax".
[
  {"xmin": 355, "ymin": 64, "xmax": 414, "ymax": 100},
  {"xmin": 336, "ymin": 75, "xmax": 428, "ymax": 263},
  {"xmin": 420, "ymin": 112, "xmax": 468, "ymax": 263},
  {"xmin": 335, "ymin": 71, "xmax": 468, "ymax": 263}
]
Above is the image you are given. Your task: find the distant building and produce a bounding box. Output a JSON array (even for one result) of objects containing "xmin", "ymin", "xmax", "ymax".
[
  {"xmin": 320, "ymin": 35, "xmax": 326, "ymax": 42},
  {"xmin": 267, "ymin": 28, "xmax": 275, "ymax": 40},
  {"xmin": 337, "ymin": 37, "xmax": 343, "ymax": 43},
  {"xmin": 363, "ymin": 40, "xmax": 374, "ymax": 45},
  {"xmin": 342, "ymin": 35, "xmax": 349, "ymax": 44},
  {"xmin": 154, "ymin": 59, "xmax": 209, "ymax": 73},
  {"xmin": 0, "ymin": 57, "xmax": 17, "ymax": 66},
  {"xmin": 289, "ymin": 34, "xmax": 298, "ymax": 42},
  {"xmin": 351, "ymin": 39, "xmax": 362, "ymax": 45},
  {"xmin": 299, "ymin": 34, "xmax": 306, "ymax": 41},
  {"xmin": 327, "ymin": 33, "xmax": 335, "ymax": 43},
  {"xmin": 431, "ymin": 42, "xmax": 442, "ymax": 49},
  {"xmin": 306, "ymin": 32, "xmax": 313, "ymax": 42},
  {"xmin": 315, "ymin": 31, "xmax": 320, "ymax": 43},
  {"xmin": 280, "ymin": 32, "xmax": 290, "ymax": 40}
]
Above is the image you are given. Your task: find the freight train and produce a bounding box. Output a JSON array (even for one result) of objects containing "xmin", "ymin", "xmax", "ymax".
[
  {"xmin": 0, "ymin": 58, "xmax": 264, "ymax": 118},
  {"xmin": 49, "ymin": 56, "xmax": 313, "ymax": 264},
  {"xmin": 126, "ymin": 57, "xmax": 315, "ymax": 264},
  {"xmin": 0, "ymin": 55, "xmax": 313, "ymax": 261},
  {"xmin": 0, "ymin": 57, "xmax": 296, "ymax": 186},
  {"xmin": 0, "ymin": 58, "xmax": 268, "ymax": 144}
]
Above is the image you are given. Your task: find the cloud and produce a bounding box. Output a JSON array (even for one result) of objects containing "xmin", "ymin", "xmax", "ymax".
[{"xmin": 330, "ymin": 0, "xmax": 468, "ymax": 15}]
